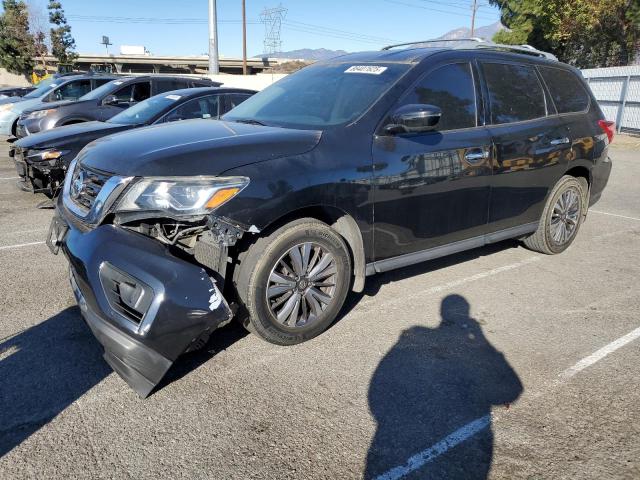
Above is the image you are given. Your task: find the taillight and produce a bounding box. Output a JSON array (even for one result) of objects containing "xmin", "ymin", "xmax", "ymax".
[{"xmin": 598, "ymin": 119, "xmax": 615, "ymax": 144}]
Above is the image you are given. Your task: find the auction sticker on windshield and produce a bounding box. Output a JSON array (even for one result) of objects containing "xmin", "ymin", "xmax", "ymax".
[
  {"xmin": 345, "ymin": 65, "xmax": 388, "ymax": 75},
  {"xmin": 165, "ymin": 94, "xmax": 181, "ymax": 101}
]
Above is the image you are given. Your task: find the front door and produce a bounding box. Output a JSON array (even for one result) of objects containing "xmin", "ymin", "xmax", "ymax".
[{"xmin": 372, "ymin": 62, "xmax": 493, "ymax": 263}]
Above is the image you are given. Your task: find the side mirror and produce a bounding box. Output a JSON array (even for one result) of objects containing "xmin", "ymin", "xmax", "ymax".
[
  {"xmin": 102, "ymin": 94, "xmax": 120, "ymax": 106},
  {"xmin": 385, "ymin": 104, "xmax": 442, "ymax": 134}
]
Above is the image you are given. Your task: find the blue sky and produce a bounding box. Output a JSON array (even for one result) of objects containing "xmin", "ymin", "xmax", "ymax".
[{"xmin": 16, "ymin": 0, "xmax": 500, "ymax": 57}]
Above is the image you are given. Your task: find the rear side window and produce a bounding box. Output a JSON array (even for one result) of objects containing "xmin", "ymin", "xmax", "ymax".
[
  {"xmin": 226, "ymin": 93, "xmax": 252, "ymax": 112},
  {"xmin": 398, "ymin": 62, "xmax": 477, "ymax": 131},
  {"xmin": 52, "ymin": 80, "xmax": 91, "ymax": 101},
  {"xmin": 539, "ymin": 66, "xmax": 590, "ymax": 114},
  {"xmin": 132, "ymin": 82, "xmax": 151, "ymax": 102},
  {"xmin": 156, "ymin": 79, "xmax": 187, "ymax": 93},
  {"xmin": 166, "ymin": 95, "xmax": 221, "ymax": 121},
  {"xmin": 482, "ymin": 63, "xmax": 546, "ymax": 124},
  {"xmin": 93, "ymin": 78, "xmax": 113, "ymax": 88}
]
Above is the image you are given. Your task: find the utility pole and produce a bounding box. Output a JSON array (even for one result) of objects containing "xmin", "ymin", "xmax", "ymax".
[
  {"xmin": 208, "ymin": 0, "xmax": 220, "ymax": 74},
  {"xmin": 470, "ymin": 0, "xmax": 478, "ymax": 37},
  {"xmin": 242, "ymin": 0, "xmax": 248, "ymax": 75}
]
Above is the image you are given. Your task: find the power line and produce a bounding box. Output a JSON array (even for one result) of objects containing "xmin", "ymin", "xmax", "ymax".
[
  {"xmin": 66, "ymin": 14, "xmax": 399, "ymax": 46},
  {"xmin": 66, "ymin": 15, "xmax": 261, "ymax": 25},
  {"xmin": 384, "ymin": 0, "xmax": 496, "ymax": 22}
]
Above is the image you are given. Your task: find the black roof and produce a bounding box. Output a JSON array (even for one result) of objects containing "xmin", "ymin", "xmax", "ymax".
[
  {"xmin": 324, "ymin": 45, "xmax": 562, "ymax": 66},
  {"xmin": 159, "ymin": 86, "xmax": 257, "ymax": 98}
]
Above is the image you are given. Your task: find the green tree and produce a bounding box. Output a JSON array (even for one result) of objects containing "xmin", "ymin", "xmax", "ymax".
[
  {"xmin": 490, "ymin": 0, "xmax": 640, "ymax": 68},
  {"xmin": 47, "ymin": 0, "xmax": 76, "ymax": 65},
  {"xmin": 0, "ymin": 0, "xmax": 35, "ymax": 76}
]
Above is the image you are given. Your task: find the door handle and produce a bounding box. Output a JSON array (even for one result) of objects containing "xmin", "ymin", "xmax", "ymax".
[
  {"xmin": 550, "ymin": 137, "xmax": 571, "ymax": 146},
  {"xmin": 464, "ymin": 149, "xmax": 489, "ymax": 163}
]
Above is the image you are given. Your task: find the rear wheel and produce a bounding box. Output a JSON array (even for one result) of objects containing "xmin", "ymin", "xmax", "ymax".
[
  {"xmin": 233, "ymin": 218, "xmax": 352, "ymax": 346},
  {"xmin": 523, "ymin": 175, "xmax": 588, "ymax": 254}
]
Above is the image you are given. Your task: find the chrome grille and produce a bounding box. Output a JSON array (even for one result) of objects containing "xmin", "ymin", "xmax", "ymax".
[{"xmin": 69, "ymin": 164, "xmax": 112, "ymax": 211}]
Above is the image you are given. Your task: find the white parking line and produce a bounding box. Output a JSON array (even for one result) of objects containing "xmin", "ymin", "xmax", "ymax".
[
  {"xmin": 560, "ymin": 326, "xmax": 640, "ymax": 379},
  {"xmin": 0, "ymin": 241, "xmax": 45, "ymax": 251},
  {"xmin": 375, "ymin": 324, "xmax": 640, "ymax": 480},
  {"xmin": 376, "ymin": 415, "xmax": 491, "ymax": 480},
  {"xmin": 590, "ymin": 210, "xmax": 640, "ymax": 222},
  {"xmin": 0, "ymin": 176, "xmax": 19, "ymax": 181}
]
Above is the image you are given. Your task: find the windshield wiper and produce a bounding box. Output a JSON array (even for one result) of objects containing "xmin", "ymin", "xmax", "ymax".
[{"xmin": 231, "ymin": 118, "xmax": 268, "ymax": 126}]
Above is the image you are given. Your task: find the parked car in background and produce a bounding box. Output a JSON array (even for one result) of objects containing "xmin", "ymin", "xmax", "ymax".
[
  {"xmin": 49, "ymin": 40, "xmax": 613, "ymax": 397},
  {"xmin": 15, "ymin": 75, "xmax": 221, "ymax": 138},
  {"xmin": 13, "ymin": 87, "xmax": 255, "ymax": 196},
  {"xmin": 0, "ymin": 86, "xmax": 36, "ymax": 99},
  {"xmin": 0, "ymin": 73, "xmax": 118, "ymax": 135}
]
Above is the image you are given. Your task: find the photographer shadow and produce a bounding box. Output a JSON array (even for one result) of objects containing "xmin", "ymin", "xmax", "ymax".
[
  {"xmin": 0, "ymin": 307, "xmax": 111, "ymax": 458},
  {"xmin": 365, "ymin": 294, "xmax": 523, "ymax": 479}
]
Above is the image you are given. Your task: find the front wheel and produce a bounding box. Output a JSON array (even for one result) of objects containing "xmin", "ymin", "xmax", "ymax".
[
  {"xmin": 523, "ymin": 175, "xmax": 588, "ymax": 254},
  {"xmin": 233, "ymin": 218, "xmax": 352, "ymax": 346}
]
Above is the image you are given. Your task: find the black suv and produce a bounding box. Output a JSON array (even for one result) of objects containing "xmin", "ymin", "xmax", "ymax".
[
  {"xmin": 13, "ymin": 87, "xmax": 255, "ymax": 196},
  {"xmin": 15, "ymin": 75, "xmax": 219, "ymax": 137},
  {"xmin": 48, "ymin": 40, "xmax": 613, "ymax": 396}
]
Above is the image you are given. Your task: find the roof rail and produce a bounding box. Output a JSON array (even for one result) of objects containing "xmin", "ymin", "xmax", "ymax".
[{"xmin": 381, "ymin": 38, "xmax": 558, "ymax": 61}]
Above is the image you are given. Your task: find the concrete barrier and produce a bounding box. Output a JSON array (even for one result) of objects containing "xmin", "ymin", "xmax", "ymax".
[
  {"xmin": 0, "ymin": 68, "xmax": 31, "ymax": 87},
  {"xmin": 208, "ymin": 73, "xmax": 288, "ymax": 91}
]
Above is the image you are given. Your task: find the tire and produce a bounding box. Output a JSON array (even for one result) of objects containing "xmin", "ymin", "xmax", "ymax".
[
  {"xmin": 523, "ymin": 175, "xmax": 588, "ymax": 255},
  {"xmin": 233, "ymin": 218, "xmax": 352, "ymax": 346}
]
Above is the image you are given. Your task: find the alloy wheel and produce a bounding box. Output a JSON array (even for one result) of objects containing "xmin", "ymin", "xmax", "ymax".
[
  {"xmin": 550, "ymin": 187, "xmax": 581, "ymax": 245},
  {"xmin": 266, "ymin": 242, "xmax": 338, "ymax": 328}
]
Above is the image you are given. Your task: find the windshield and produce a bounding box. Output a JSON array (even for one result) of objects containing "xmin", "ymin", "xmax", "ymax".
[
  {"xmin": 223, "ymin": 62, "xmax": 410, "ymax": 129},
  {"xmin": 108, "ymin": 93, "xmax": 182, "ymax": 125},
  {"xmin": 23, "ymin": 77, "xmax": 57, "ymax": 99},
  {"xmin": 80, "ymin": 79, "xmax": 127, "ymax": 101}
]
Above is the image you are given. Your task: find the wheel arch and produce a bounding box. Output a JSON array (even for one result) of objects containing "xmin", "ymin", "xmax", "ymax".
[
  {"xmin": 246, "ymin": 205, "xmax": 367, "ymax": 293},
  {"xmin": 565, "ymin": 164, "xmax": 591, "ymax": 185}
]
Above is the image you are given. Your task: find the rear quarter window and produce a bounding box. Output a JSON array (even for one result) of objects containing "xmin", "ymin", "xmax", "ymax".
[
  {"xmin": 482, "ymin": 62, "xmax": 546, "ymax": 124},
  {"xmin": 539, "ymin": 66, "xmax": 590, "ymax": 114}
]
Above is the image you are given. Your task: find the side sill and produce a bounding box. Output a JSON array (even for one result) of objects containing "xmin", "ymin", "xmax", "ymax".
[{"xmin": 366, "ymin": 222, "xmax": 538, "ymax": 275}]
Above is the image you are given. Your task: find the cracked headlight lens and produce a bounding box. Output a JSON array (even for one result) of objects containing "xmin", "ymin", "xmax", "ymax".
[{"xmin": 115, "ymin": 177, "xmax": 249, "ymax": 216}]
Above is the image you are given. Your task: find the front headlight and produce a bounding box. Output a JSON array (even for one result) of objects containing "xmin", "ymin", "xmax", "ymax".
[
  {"xmin": 25, "ymin": 109, "xmax": 55, "ymax": 120},
  {"xmin": 26, "ymin": 148, "xmax": 68, "ymax": 162},
  {"xmin": 115, "ymin": 177, "xmax": 250, "ymax": 216}
]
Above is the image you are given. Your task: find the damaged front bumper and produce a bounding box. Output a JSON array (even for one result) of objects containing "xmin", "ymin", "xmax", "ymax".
[
  {"xmin": 11, "ymin": 145, "xmax": 66, "ymax": 196},
  {"xmin": 50, "ymin": 212, "xmax": 233, "ymax": 397}
]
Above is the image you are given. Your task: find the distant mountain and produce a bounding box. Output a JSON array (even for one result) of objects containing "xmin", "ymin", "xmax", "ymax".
[
  {"xmin": 255, "ymin": 48, "xmax": 347, "ymax": 61},
  {"xmin": 255, "ymin": 22, "xmax": 505, "ymax": 61},
  {"xmin": 437, "ymin": 22, "xmax": 506, "ymax": 41}
]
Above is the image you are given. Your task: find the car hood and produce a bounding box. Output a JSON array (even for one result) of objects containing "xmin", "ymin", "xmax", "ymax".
[
  {"xmin": 22, "ymin": 98, "xmax": 92, "ymax": 114},
  {"xmin": 78, "ymin": 119, "xmax": 323, "ymax": 177},
  {"xmin": 1, "ymin": 97, "xmax": 40, "ymax": 113},
  {"xmin": 0, "ymin": 96, "xmax": 21, "ymax": 106},
  {"xmin": 15, "ymin": 121, "xmax": 133, "ymax": 150}
]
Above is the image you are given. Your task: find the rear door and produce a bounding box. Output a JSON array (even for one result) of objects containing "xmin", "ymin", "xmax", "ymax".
[
  {"xmin": 480, "ymin": 60, "xmax": 572, "ymax": 233},
  {"xmin": 537, "ymin": 65, "xmax": 597, "ymax": 164},
  {"xmin": 372, "ymin": 61, "xmax": 493, "ymax": 262}
]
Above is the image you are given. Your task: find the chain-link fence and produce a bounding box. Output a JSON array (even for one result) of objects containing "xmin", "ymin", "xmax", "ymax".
[{"xmin": 582, "ymin": 66, "xmax": 640, "ymax": 133}]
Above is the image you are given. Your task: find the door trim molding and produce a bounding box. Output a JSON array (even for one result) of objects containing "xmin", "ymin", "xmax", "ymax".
[{"xmin": 366, "ymin": 222, "xmax": 539, "ymax": 275}]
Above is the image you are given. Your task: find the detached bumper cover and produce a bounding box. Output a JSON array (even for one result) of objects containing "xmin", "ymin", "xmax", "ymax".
[{"xmin": 60, "ymin": 217, "xmax": 233, "ymax": 397}]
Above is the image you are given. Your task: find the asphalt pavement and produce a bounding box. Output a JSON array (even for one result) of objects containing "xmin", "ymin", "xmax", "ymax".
[{"xmin": 0, "ymin": 135, "xmax": 638, "ymax": 479}]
